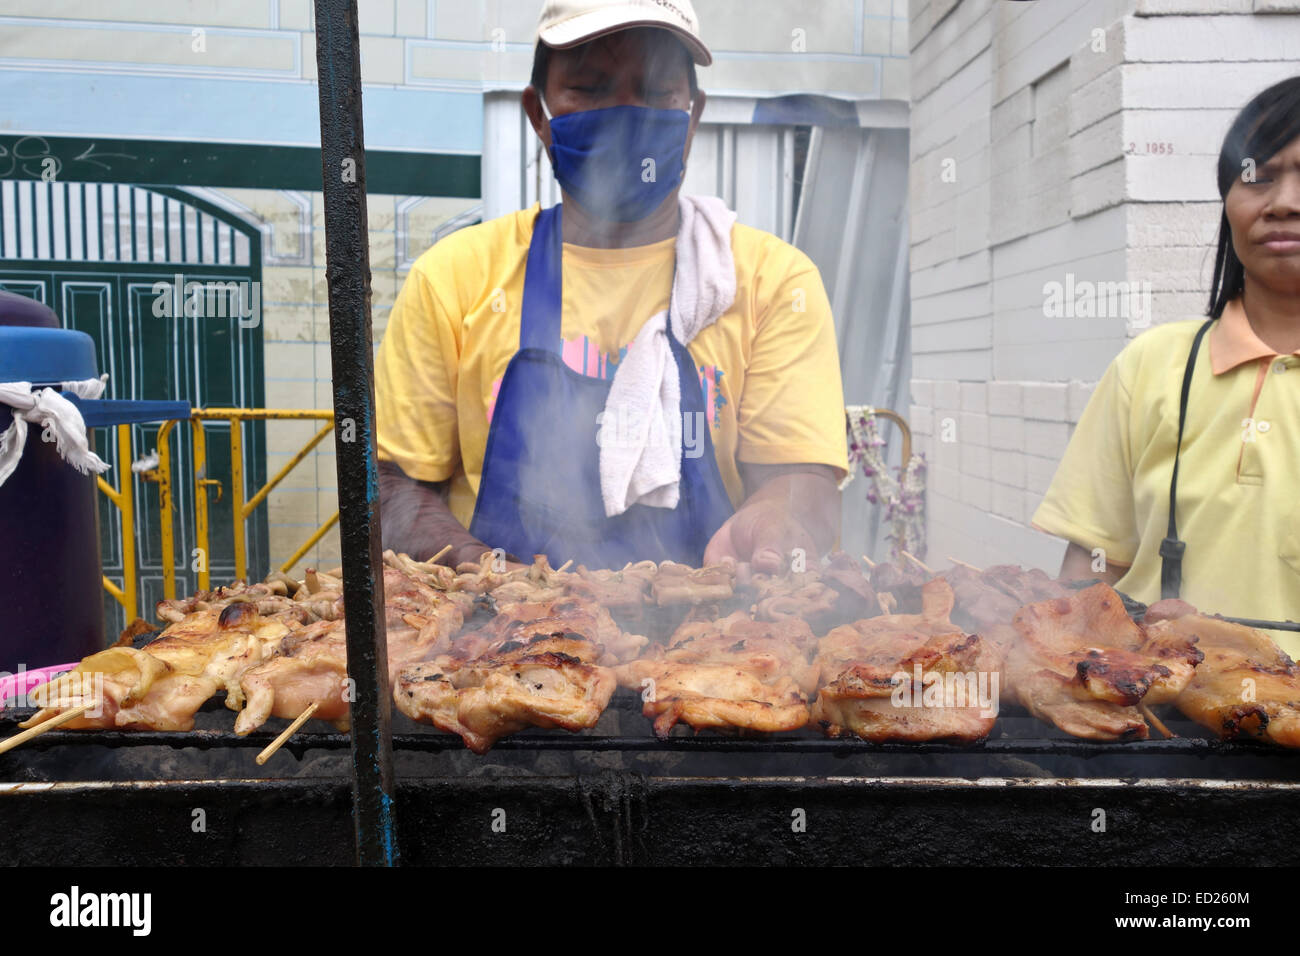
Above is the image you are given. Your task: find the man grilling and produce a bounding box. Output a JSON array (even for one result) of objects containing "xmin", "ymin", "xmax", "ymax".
[{"xmin": 375, "ymin": 0, "xmax": 848, "ymax": 573}]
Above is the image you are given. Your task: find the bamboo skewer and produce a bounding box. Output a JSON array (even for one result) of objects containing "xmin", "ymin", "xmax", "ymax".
[
  {"xmin": 1141, "ymin": 704, "xmax": 1175, "ymax": 740},
  {"xmin": 901, "ymin": 551, "xmax": 934, "ymax": 575},
  {"xmin": 556, "ymin": 560, "xmax": 574, "ymax": 573},
  {"xmin": 947, "ymin": 556, "xmax": 982, "ymax": 573},
  {"xmin": 256, "ymin": 701, "xmax": 320, "ymax": 765},
  {"xmin": 428, "ymin": 544, "xmax": 453, "ymax": 565},
  {"xmin": 0, "ymin": 704, "xmax": 91, "ymax": 756},
  {"xmin": 860, "ymin": 554, "xmax": 876, "ymax": 569}
]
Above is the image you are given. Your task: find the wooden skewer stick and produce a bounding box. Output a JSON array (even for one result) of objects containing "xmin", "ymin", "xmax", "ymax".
[
  {"xmin": 1141, "ymin": 704, "xmax": 1175, "ymax": 740},
  {"xmin": 947, "ymin": 556, "xmax": 983, "ymax": 573},
  {"xmin": 428, "ymin": 544, "xmax": 453, "ymax": 565},
  {"xmin": 556, "ymin": 560, "xmax": 574, "ymax": 574},
  {"xmin": 860, "ymin": 554, "xmax": 877, "ymax": 569},
  {"xmin": 256, "ymin": 701, "xmax": 320, "ymax": 765},
  {"xmin": 901, "ymin": 551, "xmax": 935, "ymax": 575},
  {"xmin": 0, "ymin": 704, "xmax": 91, "ymax": 756}
]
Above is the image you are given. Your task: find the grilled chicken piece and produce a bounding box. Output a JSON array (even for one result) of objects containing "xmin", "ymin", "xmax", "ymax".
[
  {"xmin": 136, "ymin": 601, "xmax": 296, "ymax": 711},
  {"xmin": 21, "ymin": 602, "xmax": 299, "ymax": 731},
  {"xmin": 156, "ymin": 579, "xmax": 325, "ymax": 626},
  {"xmin": 21, "ymin": 646, "xmax": 219, "ymax": 732},
  {"xmin": 621, "ymin": 663, "xmax": 809, "ymax": 738},
  {"xmin": 820, "ymin": 551, "xmax": 879, "ymax": 623},
  {"xmin": 233, "ymin": 568, "xmax": 467, "ymax": 735},
  {"xmin": 1005, "ymin": 584, "xmax": 1203, "ymax": 741},
  {"xmin": 621, "ymin": 612, "xmax": 820, "ymax": 695},
  {"xmin": 395, "ymin": 636, "xmax": 616, "ymax": 754},
  {"xmin": 381, "ymin": 564, "xmax": 472, "ymax": 642},
  {"xmin": 1150, "ymin": 604, "xmax": 1300, "ymax": 747},
  {"xmin": 235, "ymin": 620, "xmax": 352, "ymax": 734},
  {"xmin": 480, "ymin": 554, "xmax": 588, "ymax": 605},
  {"xmin": 746, "ymin": 553, "xmax": 877, "ymax": 630},
  {"xmin": 389, "ymin": 550, "xmax": 573, "ymax": 606},
  {"xmin": 451, "ymin": 595, "xmax": 646, "ymax": 665},
  {"xmin": 751, "ymin": 577, "xmax": 839, "ymax": 624},
  {"xmin": 810, "ymin": 578, "xmax": 1001, "ymax": 743},
  {"xmin": 566, "ymin": 563, "xmax": 654, "ymax": 617},
  {"xmin": 867, "ymin": 562, "xmax": 929, "ymax": 614},
  {"xmin": 652, "ymin": 561, "xmax": 735, "ymax": 606},
  {"xmin": 614, "ymin": 613, "xmax": 818, "ymax": 737},
  {"xmin": 452, "ymin": 550, "xmax": 544, "ymax": 594},
  {"xmin": 944, "ymin": 565, "xmax": 1023, "ymax": 635}
]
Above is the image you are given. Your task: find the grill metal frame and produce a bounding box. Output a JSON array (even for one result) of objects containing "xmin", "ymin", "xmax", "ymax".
[
  {"xmin": 6, "ymin": 695, "xmax": 1300, "ymax": 864},
  {"xmin": 5, "ymin": 774, "xmax": 1300, "ymax": 866}
]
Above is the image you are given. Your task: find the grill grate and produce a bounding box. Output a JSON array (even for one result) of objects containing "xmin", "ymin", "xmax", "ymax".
[{"xmin": 4, "ymin": 692, "xmax": 1297, "ymax": 760}]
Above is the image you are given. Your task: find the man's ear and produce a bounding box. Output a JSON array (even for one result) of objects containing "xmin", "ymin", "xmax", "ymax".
[
  {"xmin": 684, "ymin": 89, "xmax": 707, "ymax": 163},
  {"xmin": 522, "ymin": 85, "xmax": 551, "ymax": 150}
]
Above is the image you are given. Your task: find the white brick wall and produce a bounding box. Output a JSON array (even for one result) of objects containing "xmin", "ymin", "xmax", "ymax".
[{"xmin": 906, "ymin": 0, "xmax": 1296, "ymax": 572}]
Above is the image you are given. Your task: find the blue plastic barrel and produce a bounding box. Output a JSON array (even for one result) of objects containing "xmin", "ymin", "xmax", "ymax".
[
  {"xmin": 0, "ymin": 291, "xmax": 190, "ymax": 672},
  {"xmin": 0, "ymin": 292, "xmax": 104, "ymax": 673}
]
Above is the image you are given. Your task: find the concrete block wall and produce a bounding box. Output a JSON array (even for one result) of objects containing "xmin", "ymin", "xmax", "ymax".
[
  {"xmin": 8, "ymin": 0, "xmax": 909, "ymax": 99},
  {"xmin": 906, "ymin": 0, "xmax": 1300, "ymax": 572}
]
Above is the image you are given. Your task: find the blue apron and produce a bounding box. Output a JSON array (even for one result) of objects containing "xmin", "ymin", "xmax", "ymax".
[{"xmin": 468, "ymin": 204, "xmax": 734, "ymax": 569}]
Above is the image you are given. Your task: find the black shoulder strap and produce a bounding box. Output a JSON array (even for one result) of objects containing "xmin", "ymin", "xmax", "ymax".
[{"xmin": 1159, "ymin": 318, "xmax": 1216, "ymax": 600}]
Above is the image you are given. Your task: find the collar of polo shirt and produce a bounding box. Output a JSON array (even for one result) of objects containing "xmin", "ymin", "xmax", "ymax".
[{"xmin": 1210, "ymin": 298, "xmax": 1300, "ymax": 375}]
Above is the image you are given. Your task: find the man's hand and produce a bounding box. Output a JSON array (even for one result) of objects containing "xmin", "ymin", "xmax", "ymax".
[
  {"xmin": 378, "ymin": 460, "xmax": 490, "ymax": 566},
  {"xmin": 703, "ymin": 464, "xmax": 840, "ymax": 574},
  {"xmin": 704, "ymin": 498, "xmax": 818, "ymax": 574}
]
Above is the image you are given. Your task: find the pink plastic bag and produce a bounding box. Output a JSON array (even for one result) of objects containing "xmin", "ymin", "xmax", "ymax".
[{"xmin": 0, "ymin": 663, "xmax": 77, "ymax": 709}]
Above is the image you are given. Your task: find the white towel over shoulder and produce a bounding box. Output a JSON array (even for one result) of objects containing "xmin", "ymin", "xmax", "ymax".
[{"xmin": 598, "ymin": 195, "xmax": 737, "ymax": 518}]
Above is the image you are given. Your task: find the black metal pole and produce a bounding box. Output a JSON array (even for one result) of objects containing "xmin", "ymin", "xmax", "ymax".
[{"xmin": 312, "ymin": 0, "xmax": 398, "ymax": 866}]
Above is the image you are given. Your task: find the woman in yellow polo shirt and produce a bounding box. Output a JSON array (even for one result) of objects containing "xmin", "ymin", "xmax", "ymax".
[{"xmin": 1033, "ymin": 76, "xmax": 1300, "ymax": 655}]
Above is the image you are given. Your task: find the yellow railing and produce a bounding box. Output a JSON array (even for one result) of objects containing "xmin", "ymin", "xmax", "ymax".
[
  {"xmin": 95, "ymin": 423, "xmax": 138, "ymax": 620},
  {"xmin": 97, "ymin": 409, "xmax": 340, "ymax": 617}
]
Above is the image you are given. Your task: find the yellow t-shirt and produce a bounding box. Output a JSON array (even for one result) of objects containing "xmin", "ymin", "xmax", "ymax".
[
  {"xmin": 1032, "ymin": 301, "xmax": 1300, "ymax": 655},
  {"xmin": 375, "ymin": 203, "xmax": 848, "ymax": 530}
]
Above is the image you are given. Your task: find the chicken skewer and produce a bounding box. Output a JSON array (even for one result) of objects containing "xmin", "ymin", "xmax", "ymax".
[
  {"xmin": 234, "ymin": 565, "xmax": 468, "ymax": 735},
  {"xmin": 902, "ymin": 551, "xmax": 934, "ymax": 574},
  {"xmin": 0, "ymin": 705, "xmax": 93, "ymax": 755},
  {"xmin": 255, "ymin": 701, "xmax": 321, "ymax": 764},
  {"xmin": 19, "ymin": 602, "xmax": 300, "ymax": 733}
]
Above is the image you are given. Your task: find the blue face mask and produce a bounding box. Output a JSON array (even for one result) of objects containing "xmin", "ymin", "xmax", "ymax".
[{"xmin": 543, "ymin": 103, "xmax": 691, "ymax": 222}]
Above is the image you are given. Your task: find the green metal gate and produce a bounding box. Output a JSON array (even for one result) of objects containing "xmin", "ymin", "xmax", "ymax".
[{"xmin": 0, "ymin": 181, "xmax": 268, "ymax": 637}]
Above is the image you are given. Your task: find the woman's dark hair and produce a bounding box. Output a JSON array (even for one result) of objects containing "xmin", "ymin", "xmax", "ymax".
[
  {"xmin": 530, "ymin": 39, "xmax": 699, "ymax": 101},
  {"xmin": 1208, "ymin": 76, "xmax": 1300, "ymax": 318}
]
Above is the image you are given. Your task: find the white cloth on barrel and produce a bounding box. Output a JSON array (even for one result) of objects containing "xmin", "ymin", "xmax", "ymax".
[
  {"xmin": 598, "ymin": 194, "xmax": 737, "ymax": 517},
  {"xmin": 0, "ymin": 374, "xmax": 110, "ymax": 488}
]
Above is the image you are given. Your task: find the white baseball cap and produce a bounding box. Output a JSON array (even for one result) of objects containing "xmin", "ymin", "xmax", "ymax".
[{"xmin": 537, "ymin": 0, "xmax": 712, "ymax": 67}]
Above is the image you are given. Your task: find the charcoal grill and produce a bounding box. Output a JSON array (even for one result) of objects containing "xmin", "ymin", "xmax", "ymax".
[
  {"xmin": 5, "ymin": 0, "xmax": 1300, "ymax": 868},
  {"xmin": 5, "ymin": 689, "xmax": 1300, "ymax": 866}
]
